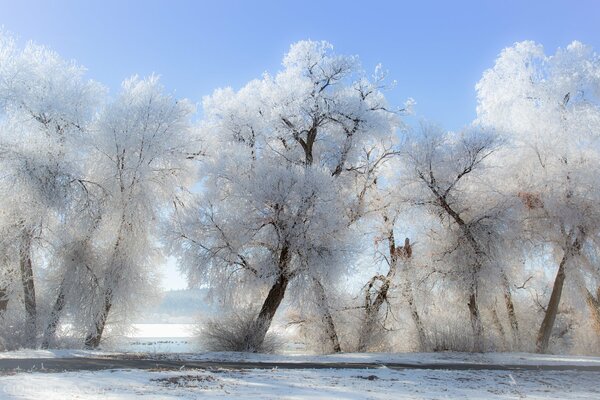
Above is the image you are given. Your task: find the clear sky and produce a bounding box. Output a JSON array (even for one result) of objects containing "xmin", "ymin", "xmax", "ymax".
[{"xmin": 2, "ymin": 0, "xmax": 598, "ymax": 289}]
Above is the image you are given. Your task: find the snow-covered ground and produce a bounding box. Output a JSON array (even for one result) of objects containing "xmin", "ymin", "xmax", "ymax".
[
  {"xmin": 2, "ymin": 323, "xmax": 600, "ymax": 399},
  {"xmin": 0, "ymin": 365, "xmax": 598, "ymax": 399}
]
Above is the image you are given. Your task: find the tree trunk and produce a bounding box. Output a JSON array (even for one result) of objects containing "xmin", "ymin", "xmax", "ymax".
[
  {"xmin": 84, "ymin": 288, "xmax": 113, "ymax": 349},
  {"xmin": 358, "ymin": 276, "xmax": 392, "ymax": 352},
  {"xmin": 245, "ymin": 245, "xmax": 290, "ymax": 352},
  {"xmin": 535, "ymin": 252, "xmax": 568, "ymax": 353},
  {"xmin": 19, "ymin": 230, "xmax": 36, "ymax": 347},
  {"xmin": 247, "ymin": 273, "xmax": 289, "ymax": 352},
  {"xmin": 85, "ymin": 216, "xmax": 128, "ymax": 349},
  {"xmin": 402, "ymin": 278, "xmax": 426, "ymax": 350},
  {"xmin": 585, "ymin": 286, "xmax": 600, "ymax": 335},
  {"xmin": 491, "ymin": 306, "xmax": 507, "ymax": 351},
  {"xmin": 312, "ymin": 277, "xmax": 341, "ymax": 353},
  {"xmin": 500, "ymin": 271, "xmax": 520, "ymax": 348},
  {"xmin": 41, "ymin": 279, "xmax": 66, "ymax": 349},
  {"xmin": 467, "ymin": 279, "xmax": 484, "ymax": 352},
  {"xmin": 0, "ymin": 286, "xmax": 8, "ymax": 315}
]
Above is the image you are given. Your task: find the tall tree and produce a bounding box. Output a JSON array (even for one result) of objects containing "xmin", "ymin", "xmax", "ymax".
[
  {"xmin": 0, "ymin": 32, "xmax": 103, "ymax": 347},
  {"xmin": 83, "ymin": 76, "xmax": 196, "ymax": 348},
  {"xmin": 400, "ymin": 125, "xmax": 516, "ymax": 352},
  {"xmin": 170, "ymin": 41, "xmax": 402, "ymax": 351},
  {"xmin": 476, "ymin": 40, "xmax": 600, "ymax": 353}
]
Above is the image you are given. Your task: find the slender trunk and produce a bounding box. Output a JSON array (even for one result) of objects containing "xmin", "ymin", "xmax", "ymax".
[
  {"xmin": 41, "ymin": 279, "xmax": 66, "ymax": 349},
  {"xmin": 84, "ymin": 288, "xmax": 113, "ymax": 349},
  {"xmin": 0, "ymin": 287, "xmax": 8, "ymax": 315},
  {"xmin": 246, "ymin": 246, "xmax": 290, "ymax": 352},
  {"xmin": 585, "ymin": 286, "xmax": 600, "ymax": 335},
  {"xmin": 491, "ymin": 306, "xmax": 507, "ymax": 351},
  {"xmin": 467, "ymin": 277, "xmax": 484, "ymax": 352},
  {"xmin": 429, "ymin": 191, "xmax": 487, "ymax": 352},
  {"xmin": 84, "ymin": 215, "xmax": 128, "ymax": 349},
  {"xmin": 536, "ymin": 252, "xmax": 568, "ymax": 353},
  {"xmin": 19, "ymin": 230, "xmax": 36, "ymax": 347},
  {"xmin": 312, "ymin": 277, "xmax": 341, "ymax": 353},
  {"xmin": 500, "ymin": 271, "xmax": 520, "ymax": 348},
  {"xmin": 402, "ymin": 278, "xmax": 426, "ymax": 350}
]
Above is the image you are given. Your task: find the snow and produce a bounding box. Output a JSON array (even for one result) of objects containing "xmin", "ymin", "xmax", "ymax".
[{"xmin": 0, "ymin": 365, "xmax": 598, "ymax": 399}]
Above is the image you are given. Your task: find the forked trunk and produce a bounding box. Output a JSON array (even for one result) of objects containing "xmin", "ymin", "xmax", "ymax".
[
  {"xmin": 41, "ymin": 280, "xmax": 66, "ymax": 349},
  {"xmin": 19, "ymin": 230, "xmax": 36, "ymax": 347},
  {"xmin": 358, "ymin": 276, "xmax": 392, "ymax": 352},
  {"xmin": 312, "ymin": 277, "xmax": 341, "ymax": 353}
]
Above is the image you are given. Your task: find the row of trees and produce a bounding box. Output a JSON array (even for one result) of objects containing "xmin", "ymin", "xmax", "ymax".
[
  {"xmin": 1, "ymin": 34, "xmax": 599, "ymax": 354},
  {"xmin": 0, "ymin": 33, "xmax": 198, "ymax": 349}
]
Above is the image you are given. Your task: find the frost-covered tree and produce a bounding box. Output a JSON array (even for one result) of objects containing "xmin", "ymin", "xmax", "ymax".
[
  {"xmin": 0, "ymin": 32, "xmax": 103, "ymax": 347},
  {"xmin": 170, "ymin": 40, "xmax": 401, "ymax": 351},
  {"xmin": 400, "ymin": 124, "xmax": 517, "ymax": 352},
  {"xmin": 476, "ymin": 41, "xmax": 600, "ymax": 353},
  {"xmin": 83, "ymin": 76, "xmax": 196, "ymax": 348}
]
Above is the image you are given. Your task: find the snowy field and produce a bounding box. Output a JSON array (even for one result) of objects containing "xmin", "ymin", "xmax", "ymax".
[{"xmin": 0, "ymin": 365, "xmax": 599, "ymax": 399}]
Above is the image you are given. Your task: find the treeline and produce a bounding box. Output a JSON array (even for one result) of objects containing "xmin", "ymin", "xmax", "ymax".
[{"xmin": 1, "ymin": 35, "xmax": 599, "ymax": 354}]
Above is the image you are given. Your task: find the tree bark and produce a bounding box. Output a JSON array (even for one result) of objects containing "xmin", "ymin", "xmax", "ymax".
[
  {"xmin": 491, "ymin": 306, "xmax": 507, "ymax": 350},
  {"xmin": 468, "ymin": 284, "xmax": 485, "ymax": 352},
  {"xmin": 245, "ymin": 245, "xmax": 290, "ymax": 352},
  {"xmin": 500, "ymin": 271, "xmax": 520, "ymax": 348},
  {"xmin": 585, "ymin": 286, "xmax": 600, "ymax": 335},
  {"xmin": 41, "ymin": 279, "xmax": 66, "ymax": 349},
  {"xmin": 312, "ymin": 277, "xmax": 341, "ymax": 353},
  {"xmin": 358, "ymin": 226, "xmax": 418, "ymax": 352},
  {"xmin": 425, "ymin": 186, "xmax": 487, "ymax": 351},
  {"xmin": 0, "ymin": 286, "xmax": 8, "ymax": 315},
  {"xmin": 84, "ymin": 288, "xmax": 113, "ymax": 349},
  {"xmin": 19, "ymin": 229, "xmax": 36, "ymax": 347},
  {"xmin": 535, "ymin": 255, "xmax": 567, "ymax": 353},
  {"xmin": 402, "ymin": 277, "xmax": 426, "ymax": 350},
  {"xmin": 535, "ymin": 232, "xmax": 583, "ymax": 353}
]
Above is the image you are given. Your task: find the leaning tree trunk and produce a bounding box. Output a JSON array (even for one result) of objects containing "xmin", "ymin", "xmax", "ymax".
[
  {"xmin": 84, "ymin": 287, "xmax": 113, "ymax": 349},
  {"xmin": 536, "ymin": 252, "xmax": 568, "ymax": 353},
  {"xmin": 312, "ymin": 277, "xmax": 341, "ymax": 353},
  {"xmin": 41, "ymin": 279, "xmax": 66, "ymax": 349},
  {"xmin": 245, "ymin": 246, "xmax": 291, "ymax": 352},
  {"xmin": 19, "ymin": 229, "xmax": 37, "ymax": 347},
  {"xmin": 536, "ymin": 232, "xmax": 583, "ymax": 354},
  {"xmin": 246, "ymin": 273, "xmax": 289, "ymax": 352}
]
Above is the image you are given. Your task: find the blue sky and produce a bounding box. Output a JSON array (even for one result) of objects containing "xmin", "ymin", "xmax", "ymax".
[{"xmin": 2, "ymin": 0, "xmax": 598, "ymax": 289}]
